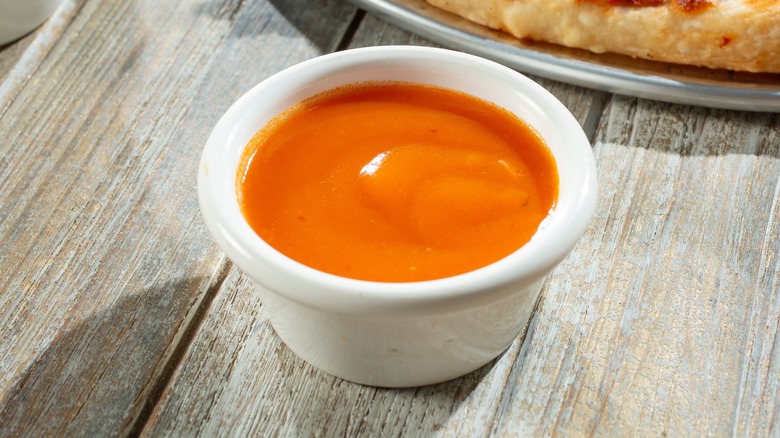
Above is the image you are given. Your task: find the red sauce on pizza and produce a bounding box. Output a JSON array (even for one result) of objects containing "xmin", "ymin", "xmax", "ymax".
[{"xmin": 580, "ymin": 0, "xmax": 712, "ymax": 12}]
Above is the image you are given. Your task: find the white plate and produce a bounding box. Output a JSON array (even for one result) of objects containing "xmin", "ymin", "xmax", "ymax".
[{"xmin": 349, "ymin": 0, "xmax": 780, "ymax": 112}]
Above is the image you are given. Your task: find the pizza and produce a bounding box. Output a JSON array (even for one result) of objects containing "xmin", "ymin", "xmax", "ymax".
[{"xmin": 424, "ymin": 0, "xmax": 780, "ymax": 72}]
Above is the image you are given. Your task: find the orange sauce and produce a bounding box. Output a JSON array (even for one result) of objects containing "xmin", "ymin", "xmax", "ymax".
[{"xmin": 237, "ymin": 82, "xmax": 558, "ymax": 282}]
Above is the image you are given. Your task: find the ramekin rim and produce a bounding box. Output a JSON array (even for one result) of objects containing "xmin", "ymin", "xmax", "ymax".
[{"xmin": 197, "ymin": 45, "xmax": 597, "ymax": 313}]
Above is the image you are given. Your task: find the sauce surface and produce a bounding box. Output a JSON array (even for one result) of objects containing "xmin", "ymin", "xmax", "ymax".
[{"xmin": 238, "ymin": 82, "xmax": 558, "ymax": 282}]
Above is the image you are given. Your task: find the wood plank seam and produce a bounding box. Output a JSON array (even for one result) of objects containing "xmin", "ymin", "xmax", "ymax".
[
  {"xmin": 126, "ymin": 256, "xmax": 232, "ymax": 436},
  {"xmin": 336, "ymin": 9, "xmax": 368, "ymax": 52},
  {"xmin": 580, "ymin": 91, "xmax": 610, "ymax": 145}
]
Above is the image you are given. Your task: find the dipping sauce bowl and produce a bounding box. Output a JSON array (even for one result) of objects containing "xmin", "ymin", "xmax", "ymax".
[{"xmin": 198, "ymin": 46, "xmax": 597, "ymax": 387}]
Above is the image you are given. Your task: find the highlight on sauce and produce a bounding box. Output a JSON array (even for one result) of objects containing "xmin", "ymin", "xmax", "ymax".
[{"xmin": 237, "ymin": 81, "xmax": 559, "ymax": 282}]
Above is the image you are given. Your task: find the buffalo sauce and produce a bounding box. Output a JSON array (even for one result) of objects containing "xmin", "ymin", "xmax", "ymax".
[{"xmin": 237, "ymin": 82, "xmax": 558, "ymax": 282}]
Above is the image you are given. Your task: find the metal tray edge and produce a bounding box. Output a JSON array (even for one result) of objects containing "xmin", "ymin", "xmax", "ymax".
[{"xmin": 349, "ymin": 0, "xmax": 780, "ymax": 112}]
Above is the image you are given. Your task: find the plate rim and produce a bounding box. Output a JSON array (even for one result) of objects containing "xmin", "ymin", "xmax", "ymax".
[{"xmin": 349, "ymin": 0, "xmax": 780, "ymax": 112}]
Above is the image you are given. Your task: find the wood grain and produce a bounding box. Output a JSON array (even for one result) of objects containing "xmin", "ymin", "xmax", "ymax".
[
  {"xmin": 0, "ymin": 0, "xmax": 354, "ymax": 435},
  {"xmin": 1, "ymin": 0, "xmax": 778, "ymax": 436},
  {"xmin": 0, "ymin": 1, "xmax": 84, "ymax": 117},
  {"xmin": 492, "ymin": 98, "xmax": 780, "ymax": 436}
]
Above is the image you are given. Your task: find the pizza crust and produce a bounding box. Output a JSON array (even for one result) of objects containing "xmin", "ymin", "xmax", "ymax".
[{"xmin": 426, "ymin": 0, "xmax": 780, "ymax": 72}]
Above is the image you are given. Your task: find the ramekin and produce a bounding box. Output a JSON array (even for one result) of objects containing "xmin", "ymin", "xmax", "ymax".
[{"xmin": 198, "ymin": 46, "xmax": 597, "ymax": 387}]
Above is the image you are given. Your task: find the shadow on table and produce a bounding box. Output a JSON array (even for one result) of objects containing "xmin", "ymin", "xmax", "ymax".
[
  {"xmin": 270, "ymin": 331, "xmax": 502, "ymax": 435},
  {"xmin": 0, "ymin": 271, "xmax": 508, "ymax": 436},
  {"xmin": 265, "ymin": 0, "xmax": 359, "ymax": 51},
  {"xmin": 190, "ymin": 0, "xmax": 358, "ymax": 52},
  {"xmin": 0, "ymin": 277, "xmax": 207, "ymax": 436}
]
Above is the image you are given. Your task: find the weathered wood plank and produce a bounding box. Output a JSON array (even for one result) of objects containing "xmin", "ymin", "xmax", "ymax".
[
  {"xmin": 0, "ymin": 0, "xmax": 356, "ymax": 435},
  {"xmin": 491, "ymin": 99, "xmax": 780, "ymax": 436},
  {"xmin": 0, "ymin": 1, "xmax": 83, "ymax": 117},
  {"xmin": 141, "ymin": 12, "xmax": 606, "ymax": 437},
  {"xmin": 4, "ymin": 0, "xmax": 778, "ymax": 435}
]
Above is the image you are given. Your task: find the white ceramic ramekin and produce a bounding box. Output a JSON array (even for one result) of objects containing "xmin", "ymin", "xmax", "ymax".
[
  {"xmin": 0, "ymin": 0, "xmax": 62, "ymax": 45},
  {"xmin": 198, "ymin": 46, "xmax": 597, "ymax": 387}
]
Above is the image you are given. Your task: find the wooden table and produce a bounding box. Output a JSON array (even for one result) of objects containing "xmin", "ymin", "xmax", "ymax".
[{"xmin": 1, "ymin": 0, "xmax": 778, "ymax": 436}]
